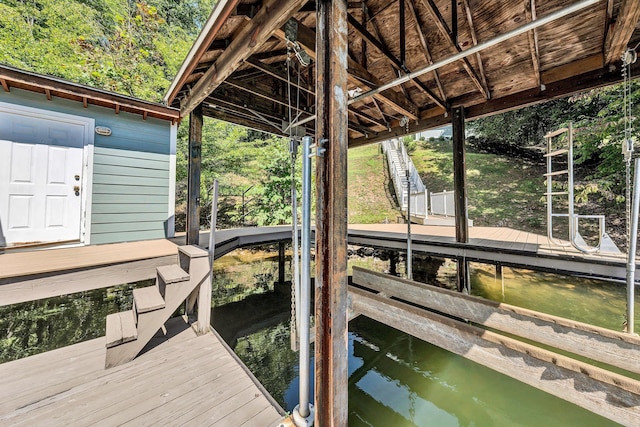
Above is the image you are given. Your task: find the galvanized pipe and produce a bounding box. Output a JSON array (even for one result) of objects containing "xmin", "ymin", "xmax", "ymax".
[
  {"xmin": 627, "ymin": 157, "xmax": 640, "ymax": 334},
  {"xmin": 406, "ymin": 170, "xmax": 413, "ymax": 280},
  {"xmin": 291, "ymin": 140, "xmax": 301, "ymax": 339},
  {"xmin": 298, "ymin": 135, "xmax": 313, "ymax": 417}
]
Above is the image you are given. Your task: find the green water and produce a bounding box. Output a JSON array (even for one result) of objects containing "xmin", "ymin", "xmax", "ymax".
[
  {"xmin": 469, "ymin": 262, "xmax": 638, "ymax": 331},
  {"xmin": 216, "ymin": 249, "xmax": 627, "ymax": 427}
]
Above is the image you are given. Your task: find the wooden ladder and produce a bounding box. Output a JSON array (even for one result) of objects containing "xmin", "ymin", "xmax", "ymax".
[{"xmin": 104, "ymin": 245, "xmax": 211, "ymax": 368}]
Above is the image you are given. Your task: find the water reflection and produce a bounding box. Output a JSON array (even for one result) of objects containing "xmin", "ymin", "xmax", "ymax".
[{"xmin": 213, "ymin": 248, "xmax": 622, "ymax": 427}]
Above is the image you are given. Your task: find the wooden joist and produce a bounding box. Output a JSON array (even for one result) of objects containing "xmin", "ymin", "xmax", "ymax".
[
  {"xmin": 352, "ymin": 267, "xmax": 640, "ymax": 375},
  {"xmin": 349, "ymin": 286, "xmax": 640, "ymax": 426},
  {"xmin": 179, "ymin": 0, "xmax": 307, "ymax": 116},
  {"xmin": 604, "ymin": 0, "xmax": 640, "ymax": 65}
]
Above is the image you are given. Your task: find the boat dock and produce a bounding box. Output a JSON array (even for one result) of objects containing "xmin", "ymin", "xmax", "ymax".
[
  {"xmin": 0, "ymin": 317, "xmax": 287, "ymax": 426},
  {"xmin": 2, "ymin": 224, "xmax": 636, "ymax": 307}
]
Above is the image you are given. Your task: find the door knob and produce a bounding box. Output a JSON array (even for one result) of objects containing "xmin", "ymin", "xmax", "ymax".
[{"xmin": 74, "ymin": 186, "xmax": 80, "ymax": 196}]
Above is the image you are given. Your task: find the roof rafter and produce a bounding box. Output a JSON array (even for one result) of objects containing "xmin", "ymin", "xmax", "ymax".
[
  {"xmin": 273, "ymin": 18, "xmax": 419, "ymax": 120},
  {"xmin": 418, "ymin": 0, "xmax": 491, "ymax": 99},
  {"xmin": 604, "ymin": 0, "xmax": 640, "ymax": 64},
  {"xmin": 347, "ymin": 9, "xmax": 447, "ymax": 110},
  {"xmin": 179, "ymin": 0, "xmax": 307, "ymax": 116},
  {"xmin": 523, "ymin": 0, "xmax": 541, "ymax": 88},
  {"xmin": 461, "ymin": 0, "xmax": 492, "ymax": 92},
  {"xmin": 406, "ymin": 0, "xmax": 448, "ymax": 106}
]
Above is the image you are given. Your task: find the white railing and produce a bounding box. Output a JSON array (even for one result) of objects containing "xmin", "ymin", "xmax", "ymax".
[
  {"xmin": 381, "ymin": 139, "xmax": 428, "ymax": 219},
  {"xmin": 430, "ymin": 190, "xmax": 455, "ymax": 217}
]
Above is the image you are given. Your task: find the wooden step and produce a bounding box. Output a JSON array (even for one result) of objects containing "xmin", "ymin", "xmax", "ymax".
[
  {"xmin": 178, "ymin": 245, "xmax": 209, "ymax": 258},
  {"xmin": 157, "ymin": 264, "xmax": 189, "ymax": 284},
  {"xmin": 105, "ymin": 311, "xmax": 137, "ymax": 348},
  {"xmin": 133, "ymin": 286, "xmax": 165, "ymax": 314}
]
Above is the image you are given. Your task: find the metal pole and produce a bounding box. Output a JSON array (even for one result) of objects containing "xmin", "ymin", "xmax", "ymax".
[
  {"xmin": 297, "ymin": 135, "xmax": 313, "ymax": 419},
  {"xmin": 208, "ymin": 180, "xmax": 219, "ymax": 268},
  {"xmin": 290, "ymin": 139, "xmax": 301, "ymax": 340},
  {"xmin": 406, "ymin": 170, "xmax": 412, "ymax": 280},
  {"xmin": 627, "ymin": 157, "xmax": 640, "ymax": 334}
]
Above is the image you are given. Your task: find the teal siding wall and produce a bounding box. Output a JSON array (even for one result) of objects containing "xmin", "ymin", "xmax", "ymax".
[{"xmin": 0, "ymin": 88, "xmax": 173, "ymax": 245}]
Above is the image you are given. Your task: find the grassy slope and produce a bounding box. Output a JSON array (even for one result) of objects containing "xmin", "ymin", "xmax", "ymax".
[
  {"xmin": 348, "ymin": 139, "xmax": 548, "ymax": 234},
  {"xmin": 411, "ymin": 139, "xmax": 547, "ymax": 233},
  {"xmin": 347, "ymin": 144, "xmax": 400, "ymax": 224}
]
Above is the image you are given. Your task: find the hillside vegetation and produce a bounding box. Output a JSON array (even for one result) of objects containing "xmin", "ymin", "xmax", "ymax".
[{"xmin": 0, "ymin": 0, "xmax": 636, "ymax": 244}]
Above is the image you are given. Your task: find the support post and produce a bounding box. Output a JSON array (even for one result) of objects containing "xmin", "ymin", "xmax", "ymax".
[
  {"xmin": 452, "ymin": 106, "xmax": 468, "ymax": 292},
  {"xmin": 315, "ymin": 0, "xmax": 349, "ymax": 425},
  {"xmin": 187, "ymin": 104, "xmax": 203, "ymax": 246},
  {"xmin": 198, "ymin": 179, "xmax": 217, "ymax": 335},
  {"xmin": 278, "ymin": 241, "xmax": 286, "ymax": 285}
]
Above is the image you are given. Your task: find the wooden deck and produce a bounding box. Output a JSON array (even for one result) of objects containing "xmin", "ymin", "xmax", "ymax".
[
  {"xmin": 0, "ymin": 317, "xmax": 286, "ymax": 427},
  {"xmin": 1, "ymin": 224, "xmax": 636, "ymax": 307}
]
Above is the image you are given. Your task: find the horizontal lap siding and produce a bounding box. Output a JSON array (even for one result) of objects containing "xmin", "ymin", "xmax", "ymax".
[
  {"xmin": 0, "ymin": 89, "xmax": 173, "ymax": 245},
  {"xmin": 91, "ymin": 132, "xmax": 171, "ymax": 245}
]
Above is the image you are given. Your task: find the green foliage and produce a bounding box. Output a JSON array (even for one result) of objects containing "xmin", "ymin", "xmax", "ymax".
[
  {"xmin": 253, "ymin": 147, "xmax": 300, "ymax": 226},
  {"xmin": 0, "ymin": 0, "xmax": 209, "ymax": 101}
]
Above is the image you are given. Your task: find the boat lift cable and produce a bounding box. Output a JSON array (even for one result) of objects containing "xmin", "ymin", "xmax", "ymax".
[{"xmin": 287, "ymin": 45, "xmax": 301, "ymax": 353}]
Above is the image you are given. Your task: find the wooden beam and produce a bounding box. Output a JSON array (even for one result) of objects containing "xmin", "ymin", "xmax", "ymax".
[
  {"xmin": 523, "ymin": 0, "xmax": 542, "ymax": 87},
  {"xmin": 0, "ymin": 78, "xmax": 8, "ymax": 92},
  {"xmin": 452, "ymin": 106, "xmax": 468, "ymax": 244},
  {"xmin": 461, "ymin": 0, "xmax": 492, "ymax": 91},
  {"xmin": 187, "ymin": 105, "xmax": 203, "ymax": 246},
  {"xmin": 315, "ymin": 0, "xmax": 349, "ymax": 424},
  {"xmin": 353, "ymin": 267, "xmax": 640, "ymax": 375},
  {"xmin": 44, "ymin": 88, "xmax": 51, "ymax": 101},
  {"xmin": 349, "ymin": 287, "xmax": 640, "ymax": 426},
  {"xmin": 400, "ymin": 0, "xmax": 406, "ymax": 67},
  {"xmin": 407, "ymin": 0, "xmax": 447, "ymax": 103},
  {"xmin": 273, "ymin": 18, "xmax": 420, "ymax": 120},
  {"xmin": 604, "ymin": 0, "xmax": 640, "ymax": 64},
  {"xmin": 179, "ymin": 0, "xmax": 307, "ymax": 116},
  {"xmin": 198, "ymin": 39, "xmax": 232, "ymax": 63},
  {"xmin": 418, "ymin": 0, "xmax": 490, "ymax": 99}
]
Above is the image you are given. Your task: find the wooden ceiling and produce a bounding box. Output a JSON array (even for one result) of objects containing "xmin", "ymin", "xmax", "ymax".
[{"xmin": 165, "ymin": 0, "xmax": 640, "ymax": 146}]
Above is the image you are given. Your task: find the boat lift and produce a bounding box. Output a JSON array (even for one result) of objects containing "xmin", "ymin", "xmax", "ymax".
[{"xmin": 544, "ymin": 123, "xmax": 621, "ymax": 254}]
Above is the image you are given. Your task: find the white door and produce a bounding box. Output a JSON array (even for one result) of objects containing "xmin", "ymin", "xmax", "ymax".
[{"xmin": 0, "ymin": 111, "xmax": 87, "ymax": 246}]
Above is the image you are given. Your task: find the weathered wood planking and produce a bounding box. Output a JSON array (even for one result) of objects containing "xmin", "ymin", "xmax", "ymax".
[
  {"xmin": 349, "ymin": 287, "xmax": 640, "ymax": 426},
  {"xmin": 353, "ymin": 267, "xmax": 640, "ymax": 375},
  {"xmin": 0, "ymin": 318, "xmax": 284, "ymax": 426},
  {"xmin": 0, "ymin": 238, "xmax": 179, "ymax": 279}
]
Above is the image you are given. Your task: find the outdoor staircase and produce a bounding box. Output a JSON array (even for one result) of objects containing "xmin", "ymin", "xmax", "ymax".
[{"xmin": 105, "ymin": 245, "xmax": 210, "ymax": 368}]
